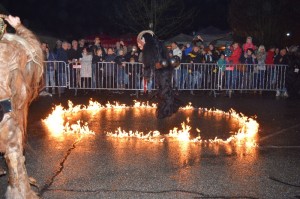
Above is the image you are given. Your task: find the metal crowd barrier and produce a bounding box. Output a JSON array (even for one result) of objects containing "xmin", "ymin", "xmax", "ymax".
[
  {"xmin": 43, "ymin": 61, "xmax": 288, "ymax": 94},
  {"xmin": 68, "ymin": 61, "xmax": 145, "ymax": 90},
  {"xmin": 43, "ymin": 61, "xmax": 68, "ymax": 95},
  {"xmin": 174, "ymin": 63, "xmax": 287, "ymax": 91}
]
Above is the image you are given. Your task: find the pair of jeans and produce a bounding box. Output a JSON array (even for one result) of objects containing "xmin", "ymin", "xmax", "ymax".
[
  {"xmin": 254, "ymin": 70, "xmax": 265, "ymax": 89},
  {"xmin": 190, "ymin": 71, "xmax": 202, "ymax": 89},
  {"xmin": 46, "ymin": 70, "xmax": 55, "ymax": 92},
  {"xmin": 58, "ymin": 72, "xmax": 66, "ymax": 93},
  {"xmin": 225, "ymin": 70, "xmax": 238, "ymax": 89},
  {"xmin": 117, "ymin": 66, "xmax": 125, "ymax": 88},
  {"xmin": 173, "ymin": 68, "xmax": 181, "ymax": 89}
]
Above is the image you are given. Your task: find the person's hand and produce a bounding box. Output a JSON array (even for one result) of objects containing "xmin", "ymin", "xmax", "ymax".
[
  {"xmin": 197, "ymin": 35, "xmax": 203, "ymax": 42},
  {"xmin": 5, "ymin": 15, "xmax": 21, "ymax": 28}
]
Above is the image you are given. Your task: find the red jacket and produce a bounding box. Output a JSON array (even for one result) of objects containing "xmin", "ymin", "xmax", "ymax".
[
  {"xmin": 228, "ymin": 46, "xmax": 242, "ymax": 64},
  {"xmin": 243, "ymin": 43, "xmax": 256, "ymax": 52},
  {"xmin": 265, "ymin": 50, "xmax": 274, "ymax": 65}
]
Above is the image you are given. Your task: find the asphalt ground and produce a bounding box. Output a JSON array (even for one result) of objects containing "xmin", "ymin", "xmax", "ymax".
[{"xmin": 0, "ymin": 90, "xmax": 300, "ymax": 199}]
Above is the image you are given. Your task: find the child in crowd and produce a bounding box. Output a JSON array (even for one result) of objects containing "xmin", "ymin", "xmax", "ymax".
[
  {"xmin": 243, "ymin": 36, "xmax": 256, "ymax": 52},
  {"xmin": 216, "ymin": 53, "xmax": 226, "ymax": 91},
  {"xmin": 224, "ymin": 42, "xmax": 232, "ymax": 57}
]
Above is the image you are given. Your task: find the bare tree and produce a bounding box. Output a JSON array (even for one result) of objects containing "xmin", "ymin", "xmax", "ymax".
[
  {"xmin": 228, "ymin": 0, "xmax": 300, "ymax": 47},
  {"xmin": 115, "ymin": 0, "xmax": 195, "ymax": 37}
]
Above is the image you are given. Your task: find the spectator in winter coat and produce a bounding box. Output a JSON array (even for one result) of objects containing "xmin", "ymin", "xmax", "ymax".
[
  {"xmin": 171, "ymin": 42, "xmax": 183, "ymax": 91},
  {"xmin": 186, "ymin": 46, "xmax": 203, "ymax": 93},
  {"xmin": 205, "ymin": 44, "xmax": 219, "ymax": 63},
  {"xmin": 266, "ymin": 47, "xmax": 275, "ymax": 65},
  {"xmin": 224, "ymin": 42, "xmax": 232, "ymax": 57},
  {"xmin": 56, "ymin": 41, "xmax": 69, "ymax": 94},
  {"xmin": 255, "ymin": 45, "xmax": 267, "ymax": 90},
  {"xmin": 68, "ymin": 40, "xmax": 82, "ymax": 91},
  {"xmin": 45, "ymin": 46, "xmax": 57, "ymax": 94},
  {"xmin": 227, "ymin": 42, "xmax": 242, "ymax": 65},
  {"xmin": 266, "ymin": 47, "xmax": 276, "ymax": 89},
  {"xmin": 184, "ymin": 43, "xmax": 192, "ymax": 57},
  {"xmin": 217, "ymin": 53, "xmax": 227, "ymax": 90},
  {"xmin": 217, "ymin": 53, "xmax": 227, "ymax": 73},
  {"xmin": 53, "ymin": 39, "xmax": 62, "ymax": 55},
  {"xmin": 103, "ymin": 48, "xmax": 116, "ymax": 88},
  {"xmin": 80, "ymin": 47, "xmax": 93, "ymax": 89},
  {"xmin": 171, "ymin": 42, "xmax": 182, "ymax": 60},
  {"xmin": 78, "ymin": 38, "xmax": 86, "ymax": 53},
  {"xmin": 115, "ymin": 40, "xmax": 128, "ymax": 56},
  {"xmin": 274, "ymin": 48, "xmax": 288, "ymax": 97},
  {"xmin": 243, "ymin": 36, "xmax": 256, "ymax": 52},
  {"xmin": 115, "ymin": 49, "xmax": 127, "ymax": 88},
  {"xmin": 241, "ymin": 48, "xmax": 258, "ymax": 65},
  {"xmin": 92, "ymin": 48, "xmax": 105, "ymax": 88},
  {"xmin": 240, "ymin": 48, "xmax": 258, "ymax": 89},
  {"xmin": 92, "ymin": 37, "xmax": 106, "ymax": 57},
  {"xmin": 125, "ymin": 45, "xmax": 139, "ymax": 62},
  {"xmin": 225, "ymin": 42, "xmax": 242, "ymax": 91}
]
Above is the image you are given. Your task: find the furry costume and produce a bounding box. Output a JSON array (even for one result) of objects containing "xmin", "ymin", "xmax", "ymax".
[
  {"xmin": 137, "ymin": 30, "xmax": 182, "ymax": 119},
  {"xmin": 0, "ymin": 15, "xmax": 43, "ymax": 199}
]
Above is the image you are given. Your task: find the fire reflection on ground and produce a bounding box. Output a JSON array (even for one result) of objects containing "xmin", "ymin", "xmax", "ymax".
[{"xmin": 42, "ymin": 99, "xmax": 259, "ymax": 156}]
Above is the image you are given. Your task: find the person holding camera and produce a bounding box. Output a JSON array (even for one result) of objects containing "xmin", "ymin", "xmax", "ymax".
[{"xmin": 115, "ymin": 40, "xmax": 127, "ymax": 56}]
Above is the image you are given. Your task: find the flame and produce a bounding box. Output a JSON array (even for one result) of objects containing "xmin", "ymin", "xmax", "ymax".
[
  {"xmin": 105, "ymin": 101, "xmax": 127, "ymax": 109},
  {"xmin": 107, "ymin": 102, "xmax": 259, "ymax": 148},
  {"xmin": 43, "ymin": 100, "xmax": 259, "ymax": 149},
  {"xmin": 133, "ymin": 100, "xmax": 157, "ymax": 108},
  {"xmin": 42, "ymin": 101, "xmax": 96, "ymax": 137},
  {"xmin": 168, "ymin": 118, "xmax": 193, "ymax": 142},
  {"xmin": 43, "ymin": 99, "xmax": 158, "ymax": 138},
  {"xmin": 107, "ymin": 128, "xmax": 163, "ymax": 142},
  {"xmin": 180, "ymin": 102, "xmax": 194, "ymax": 110}
]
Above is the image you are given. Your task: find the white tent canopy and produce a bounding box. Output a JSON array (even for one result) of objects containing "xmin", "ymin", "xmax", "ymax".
[
  {"xmin": 165, "ymin": 26, "xmax": 232, "ymax": 47},
  {"xmin": 165, "ymin": 33, "xmax": 194, "ymax": 45},
  {"xmin": 196, "ymin": 26, "xmax": 232, "ymax": 47}
]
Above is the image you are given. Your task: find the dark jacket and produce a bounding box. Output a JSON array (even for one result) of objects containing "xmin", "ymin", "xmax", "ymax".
[
  {"xmin": 240, "ymin": 55, "xmax": 258, "ymax": 65},
  {"xmin": 187, "ymin": 51, "xmax": 203, "ymax": 63},
  {"xmin": 104, "ymin": 54, "xmax": 116, "ymax": 77},
  {"xmin": 56, "ymin": 48, "xmax": 68, "ymax": 73},
  {"xmin": 92, "ymin": 44, "xmax": 106, "ymax": 57},
  {"xmin": 68, "ymin": 48, "xmax": 82, "ymax": 61},
  {"xmin": 115, "ymin": 55, "xmax": 126, "ymax": 66},
  {"xmin": 125, "ymin": 51, "xmax": 139, "ymax": 62},
  {"xmin": 46, "ymin": 51, "xmax": 57, "ymax": 71},
  {"xmin": 274, "ymin": 55, "xmax": 288, "ymax": 65},
  {"xmin": 92, "ymin": 54, "xmax": 105, "ymax": 64}
]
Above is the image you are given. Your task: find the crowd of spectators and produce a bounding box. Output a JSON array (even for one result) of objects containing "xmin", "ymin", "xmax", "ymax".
[{"xmin": 41, "ymin": 35, "xmax": 289, "ymax": 97}]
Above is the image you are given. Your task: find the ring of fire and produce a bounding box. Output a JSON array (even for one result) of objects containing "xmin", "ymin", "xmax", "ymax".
[{"xmin": 42, "ymin": 99, "xmax": 259, "ymax": 149}]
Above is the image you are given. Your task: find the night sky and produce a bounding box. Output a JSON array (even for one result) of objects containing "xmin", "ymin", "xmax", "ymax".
[{"xmin": 0, "ymin": 0, "xmax": 229, "ymax": 40}]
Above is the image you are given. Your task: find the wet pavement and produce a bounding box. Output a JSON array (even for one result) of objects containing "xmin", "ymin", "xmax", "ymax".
[{"xmin": 1, "ymin": 91, "xmax": 300, "ymax": 199}]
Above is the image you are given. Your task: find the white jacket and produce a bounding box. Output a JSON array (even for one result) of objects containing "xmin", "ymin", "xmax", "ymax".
[
  {"xmin": 173, "ymin": 47, "xmax": 182, "ymax": 60},
  {"xmin": 80, "ymin": 54, "xmax": 93, "ymax": 77}
]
